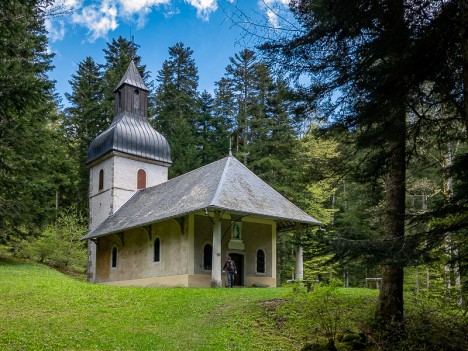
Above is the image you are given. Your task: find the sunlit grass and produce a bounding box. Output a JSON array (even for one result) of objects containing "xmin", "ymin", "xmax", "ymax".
[{"xmin": 1, "ymin": 257, "xmax": 294, "ymax": 350}]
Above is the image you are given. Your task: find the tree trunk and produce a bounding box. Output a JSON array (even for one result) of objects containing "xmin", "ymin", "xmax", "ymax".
[
  {"xmin": 377, "ymin": 103, "xmax": 407, "ymax": 323},
  {"xmin": 462, "ymin": 0, "xmax": 468, "ymax": 138}
]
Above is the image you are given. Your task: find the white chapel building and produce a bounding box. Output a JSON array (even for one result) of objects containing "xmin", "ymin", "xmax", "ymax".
[{"xmin": 83, "ymin": 61, "xmax": 320, "ymax": 288}]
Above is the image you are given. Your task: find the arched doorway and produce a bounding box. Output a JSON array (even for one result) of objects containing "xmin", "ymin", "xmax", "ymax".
[{"xmin": 229, "ymin": 253, "xmax": 243, "ymax": 287}]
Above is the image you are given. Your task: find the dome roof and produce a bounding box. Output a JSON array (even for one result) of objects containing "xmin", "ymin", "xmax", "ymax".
[
  {"xmin": 87, "ymin": 60, "xmax": 171, "ymax": 165},
  {"xmin": 86, "ymin": 112, "xmax": 172, "ymax": 165}
]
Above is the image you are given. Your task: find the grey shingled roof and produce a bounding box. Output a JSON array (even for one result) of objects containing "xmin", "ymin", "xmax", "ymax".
[
  {"xmin": 83, "ymin": 156, "xmax": 321, "ymax": 240},
  {"xmin": 86, "ymin": 112, "xmax": 172, "ymax": 164},
  {"xmin": 114, "ymin": 60, "xmax": 149, "ymax": 92}
]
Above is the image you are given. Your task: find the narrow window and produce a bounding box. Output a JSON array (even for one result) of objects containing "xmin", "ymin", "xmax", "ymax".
[
  {"xmin": 98, "ymin": 169, "xmax": 104, "ymax": 191},
  {"xmin": 153, "ymin": 238, "xmax": 160, "ymax": 262},
  {"xmin": 137, "ymin": 169, "xmax": 146, "ymax": 190},
  {"xmin": 134, "ymin": 90, "xmax": 140, "ymax": 111},
  {"xmin": 203, "ymin": 244, "xmax": 212, "ymax": 270},
  {"xmin": 256, "ymin": 249, "xmax": 265, "ymax": 273},
  {"xmin": 118, "ymin": 91, "xmax": 122, "ymax": 111},
  {"xmin": 111, "ymin": 246, "xmax": 117, "ymax": 268}
]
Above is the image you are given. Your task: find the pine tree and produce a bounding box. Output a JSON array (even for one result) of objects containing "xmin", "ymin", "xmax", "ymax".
[
  {"xmin": 196, "ymin": 90, "xmax": 231, "ymax": 164},
  {"xmin": 0, "ymin": 0, "xmax": 71, "ymax": 243},
  {"xmin": 261, "ymin": 0, "xmax": 468, "ymax": 325},
  {"xmin": 64, "ymin": 57, "xmax": 105, "ymax": 215},
  {"xmin": 152, "ymin": 42, "xmax": 201, "ymax": 176},
  {"xmin": 222, "ymin": 49, "xmax": 259, "ymax": 164}
]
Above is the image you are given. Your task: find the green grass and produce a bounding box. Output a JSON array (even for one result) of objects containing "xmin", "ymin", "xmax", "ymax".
[{"xmin": 0, "ymin": 257, "xmax": 382, "ymax": 350}]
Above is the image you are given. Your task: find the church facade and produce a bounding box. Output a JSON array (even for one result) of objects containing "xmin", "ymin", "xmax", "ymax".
[{"xmin": 83, "ymin": 61, "xmax": 320, "ymax": 288}]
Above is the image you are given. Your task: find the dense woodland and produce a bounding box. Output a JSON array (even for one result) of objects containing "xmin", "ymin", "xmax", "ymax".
[{"xmin": 1, "ymin": 0, "xmax": 468, "ymax": 347}]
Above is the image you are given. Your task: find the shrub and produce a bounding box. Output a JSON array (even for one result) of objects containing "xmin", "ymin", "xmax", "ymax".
[{"xmin": 16, "ymin": 208, "xmax": 87, "ymax": 271}]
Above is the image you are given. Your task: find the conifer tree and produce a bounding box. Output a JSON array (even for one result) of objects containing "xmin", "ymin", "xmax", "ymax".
[
  {"xmin": 260, "ymin": 0, "xmax": 468, "ymax": 325},
  {"xmin": 64, "ymin": 57, "xmax": 105, "ymax": 215},
  {"xmin": 196, "ymin": 90, "xmax": 231, "ymax": 164},
  {"xmin": 152, "ymin": 42, "xmax": 201, "ymax": 176},
  {"xmin": 0, "ymin": 0, "xmax": 71, "ymax": 242}
]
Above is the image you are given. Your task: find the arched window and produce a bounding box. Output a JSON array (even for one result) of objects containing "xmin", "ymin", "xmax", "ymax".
[
  {"xmin": 137, "ymin": 169, "xmax": 146, "ymax": 190},
  {"xmin": 153, "ymin": 238, "xmax": 160, "ymax": 262},
  {"xmin": 203, "ymin": 244, "xmax": 212, "ymax": 270},
  {"xmin": 98, "ymin": 169, "xmax": 104, "ymax": 191},
  {"xmin": 134, "ymin": 90, "xmax": 140, "ymax": 110},
  {"xmin": 111, "ymin": 246, "xmax": 118, "ymax": 268},
  {"xmin": 256, "ymin": 249, "xmax": 265, "ymax": 273}
]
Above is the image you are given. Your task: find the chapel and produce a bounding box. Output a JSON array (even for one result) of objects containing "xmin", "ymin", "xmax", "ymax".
[{"xmin": 83, "ymin": 61, "xmax": 320, "ymax": 288}]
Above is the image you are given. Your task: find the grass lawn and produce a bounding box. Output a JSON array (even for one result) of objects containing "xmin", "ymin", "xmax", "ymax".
[{"xmin": 0, "ymin": 257, "xmax": 379, "ymax": 351}]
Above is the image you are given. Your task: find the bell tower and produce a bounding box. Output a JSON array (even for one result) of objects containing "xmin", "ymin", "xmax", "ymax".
[{"xmin": 86, "ymin": 61, "xmax": 172, "ymax": 282}]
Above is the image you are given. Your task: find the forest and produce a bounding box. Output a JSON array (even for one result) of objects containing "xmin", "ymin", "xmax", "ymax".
[{"xmin": 1, "ymin": 0, "xmax": 467, "ymax": 349}]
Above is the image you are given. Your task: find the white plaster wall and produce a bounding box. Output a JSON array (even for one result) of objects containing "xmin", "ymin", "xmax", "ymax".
[
  {"xmin": 95, "ymin": 220, "xmax": 188, "ymax": 283},
  {"xmin": 89, "ymin": 155, "xmax": 169, "ymax": 230},
  {"xmin": 88, "ymin": 153, "xmax": 169, "ymax": 283},
  {"xmin": 112, "ymin": 156, "xmax": 168, "ymax": 211},
  {"xmin": 89, "ymin": 158, "xmax": 114, "ymax": 231}
]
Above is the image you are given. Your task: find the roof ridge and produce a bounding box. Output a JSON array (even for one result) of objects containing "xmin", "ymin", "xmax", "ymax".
[
  {"xmin": 228, "ymin": 157, "xmax": 319, "ymax": 220},
  {"xmin": 209, "ymin": 156, "xmax": 233, "ymax": 206},
  {"xmin": 114, "ymin": 60, "xmax": 148, "ymax": 92}
]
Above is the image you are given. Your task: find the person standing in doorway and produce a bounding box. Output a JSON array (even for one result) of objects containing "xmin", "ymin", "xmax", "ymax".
[{"xmin": 223, "ymin": 255, "xmax": 237, "ymax": 288}]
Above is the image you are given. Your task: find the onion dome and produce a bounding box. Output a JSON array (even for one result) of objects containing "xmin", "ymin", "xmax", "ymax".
[{"xmin": 87, "ymin": 61, "xmax": 171, "ymax": 165}]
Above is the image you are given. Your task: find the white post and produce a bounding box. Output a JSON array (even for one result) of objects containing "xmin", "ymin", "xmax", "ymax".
[
  {"xmin": 211, "ymin": 210, "xmax": 222, "ymax": 287},
  {"xmin": 295, "ymin": 246, "xmax": 304, "ymax": 281},
  {"xmin": 87, "ymin": 240, "xmax": 97, "ymax": 283}
]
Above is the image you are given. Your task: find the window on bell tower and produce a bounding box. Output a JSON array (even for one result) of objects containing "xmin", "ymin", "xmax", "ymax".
[
  {"xmin": 98, "ymin": 169, "xmax": 104, "ymax": 191},
  {"xmin": 134, "ymin": 89, "xmax": 140, "ymax": 111},
  {"xmin": 137, "ymin": 169, "xmax": 146, "ymax": 190}
]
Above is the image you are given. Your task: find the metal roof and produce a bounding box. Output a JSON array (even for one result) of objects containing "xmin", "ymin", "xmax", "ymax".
[
  {"xmin": 86, "ymin": 112, "xmax": 172, "ymax": 164},
  {"xmin": 83, "ymin": 156, "xmax": 321, "ymax": 240},
  {"xmin": 114, "ymin": 60, "xmax": 149, "ymax": 92}
]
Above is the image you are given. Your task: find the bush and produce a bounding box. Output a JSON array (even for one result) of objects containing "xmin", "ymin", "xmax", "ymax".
[
  {"xmin": 366, "ymin": 292, "xmax": 468, "ymax": 350},
  {"xmin": 16, "ymin": 208, "xmax": 87, "ymax": 271}
]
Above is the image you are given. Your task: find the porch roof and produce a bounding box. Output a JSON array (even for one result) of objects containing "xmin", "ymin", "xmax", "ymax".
[{"xmin": 83, "ymin": 156, "xmax": 321, "ymax": 240}]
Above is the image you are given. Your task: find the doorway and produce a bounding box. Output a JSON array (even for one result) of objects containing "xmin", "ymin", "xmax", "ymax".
[{"xmin": 230, "ymin": 253, "xmax": 243, "ymax": 287}]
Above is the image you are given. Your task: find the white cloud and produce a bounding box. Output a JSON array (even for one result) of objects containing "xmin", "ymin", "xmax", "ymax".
[
  {"xmin": 72, "ymin": 0, "xmax": 118, "ymax": 42},
  {"xmin": 45, "ymin": 0, "xmax": 225, "ymax": 42},
  {"xmin": 118, "ymin": 0, "xmax": 168, "ymax": 15},
  {"xmin": 261, "ymin": 0, "xmax": 290, "ymax": 27},
  {"xmin": 45, "ymin": 18, "xmax": 66, "ymax": 42},
  {"xmin": 185, "ymin": 0, "xmax": 218, "ymax": 21}
]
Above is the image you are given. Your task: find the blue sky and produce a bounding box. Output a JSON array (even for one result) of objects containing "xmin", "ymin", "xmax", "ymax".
[{"xmin": 46, "ymin": 0, "xmax": 290, "ymax": 107}]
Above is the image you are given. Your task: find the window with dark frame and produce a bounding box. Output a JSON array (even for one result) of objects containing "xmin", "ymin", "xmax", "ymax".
[
  {"xmin": 98, "ymin": 169, "xmax": 104, "ymax": 191},
  {"xmin": 137, "ymin": 169, "xmax": 146, "ymax": 190},
  {"xmin": 256, "ymin": 249, "xmax": 265, "ymax": 273},
  {"xmin": 153, "ymin": 238, "xmax": 160, "ymax": 262},
  {"xmin": 203, "ymin": 244, "xmax": 212, "ymax": 270},
  {"xmin": 111, "ymin": 246, "xmax": 117, "ymax": 268}
]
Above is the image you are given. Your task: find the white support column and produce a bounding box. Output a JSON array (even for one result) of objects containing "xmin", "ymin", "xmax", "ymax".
[
  {"xmin": 295, "ymin": 245, "xmax": 304, "ymax": 281},
  {"xmin": 211, "ymin": 210, "xmax": 222, "ymax": 287},
  {"xmin": 87, "ymin": 240, "xmax": 97, "ymax": 283}
]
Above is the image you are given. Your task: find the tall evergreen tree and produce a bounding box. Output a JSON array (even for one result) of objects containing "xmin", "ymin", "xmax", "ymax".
[
  {"xmin": 222, "ymin": 49, "xmax": 260, "ymax": 164},
  {"xmin": 261, "ymin": 0, "xmax": 457, "ymax": 325},
  {"xmin": 152, "ymin": 42, "xmax": 201, "ymax": 176},
  {"xmin": 196, "ymin": 90, "xmax": 231, "ymax": 164},
  {"xmin": 64, "ymin": 57, "xmax": 105, "ymax": 215},
  {"xmin": 0, "ymin": 0, "xmax": 71, "ymax": 242}
]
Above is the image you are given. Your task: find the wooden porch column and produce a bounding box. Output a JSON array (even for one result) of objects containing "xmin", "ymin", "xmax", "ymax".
[
  {"xmin": 295, "ymin": 245, "xmax": 304, "ymax": 281},
  {"xmin": 211, "ymin": 210, "xmax": 222, "ymax": 287},
  {"xmin": 295, "ymin": 223, "xmax": 304, "ymax": 281}
]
